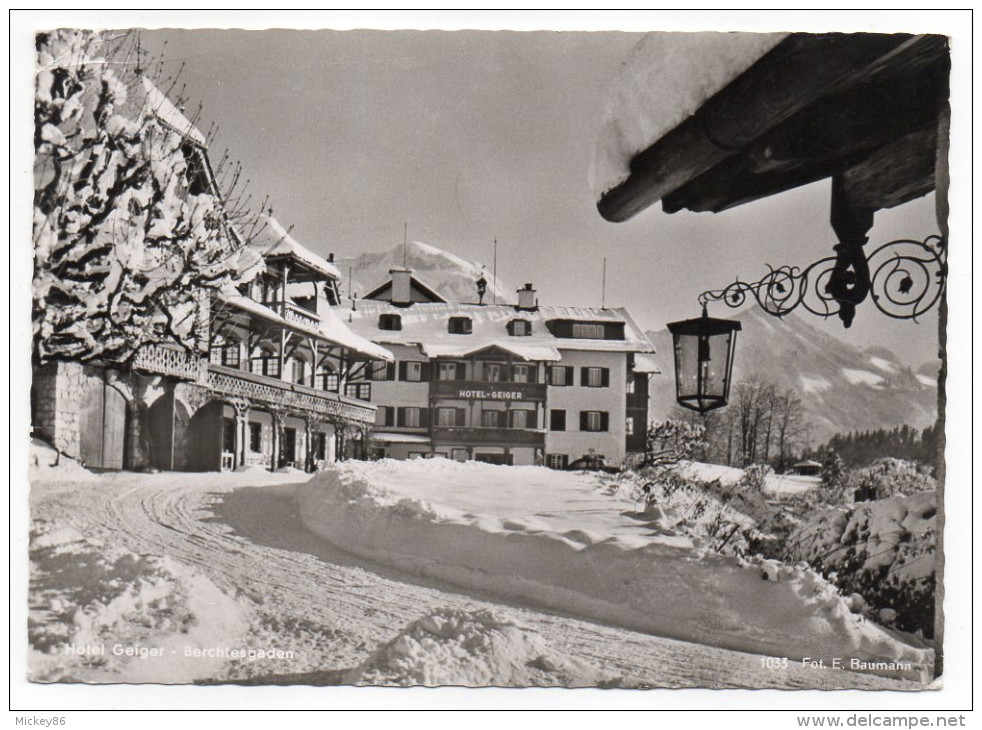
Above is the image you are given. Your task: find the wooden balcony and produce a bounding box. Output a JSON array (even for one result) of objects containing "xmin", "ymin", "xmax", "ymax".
[
  {"xmin": 431, "ymin": 426, "xmax": 545, "ymax": 447},
  {"xmin": 282, "ymin": 301, "xmax": 321, "ymax": 331},
  {"xmin": 431, "ymin": 379, "xmax": 546, "ymax": 402},
  {"xmin": 207, "ymin": 364, "xmax": 376, "ymax": 424},
  {"xmin": 132, "ymin": 344, "xmax": 207, "ymax": 381}
]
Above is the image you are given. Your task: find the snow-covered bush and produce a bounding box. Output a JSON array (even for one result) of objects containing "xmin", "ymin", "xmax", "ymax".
[
  {"xmin": 739, "ymin": 463, "xmax": 773, "ymax": 493},
  {"xmin": 33, "ymin": 30, "xmax": 243, "ymax": 365},
  {"xmin": 851, "ymin": 458, "xmax": 937, "ymax": 502},
  {"xmin": 785, "ymin": 491, "xmax": 937, "ymax": 637},
  {"xmin": 643, "ymin": 420, "xmax": 707, "ymax": 467}
]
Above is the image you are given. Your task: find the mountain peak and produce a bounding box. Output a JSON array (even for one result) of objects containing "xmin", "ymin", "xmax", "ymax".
[{"xmin": 337, "ymin": 240, "xmax": 515, "ymax": 305}]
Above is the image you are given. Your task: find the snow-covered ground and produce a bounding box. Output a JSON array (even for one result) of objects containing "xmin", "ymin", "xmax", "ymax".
[
  {"xmin": 28, "ymin": 444, "xmax": 929, "ymax": 688},
  {"xmin": 298, "ymin": 459, "xmax": 932, "ymax": 682}
]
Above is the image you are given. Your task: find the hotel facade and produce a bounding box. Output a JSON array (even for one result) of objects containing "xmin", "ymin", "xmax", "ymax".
[{"xmin": 345, "ymin": 270, "xmax": 658, "ymax": 468}]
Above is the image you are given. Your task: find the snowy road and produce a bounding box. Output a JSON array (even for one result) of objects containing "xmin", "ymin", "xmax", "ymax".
[{"xmin": 29, "ymin": 470, "xmax": 919, "ymax": 688}]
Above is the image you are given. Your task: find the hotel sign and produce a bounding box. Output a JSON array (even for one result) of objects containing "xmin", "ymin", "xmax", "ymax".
[
  {"xmin": 433, "ymin": 380, "xmax": 546, "ymax": 401},
  {"xmin": 457, "ymin": 387, "xmax": 523, "ymax": 401}
]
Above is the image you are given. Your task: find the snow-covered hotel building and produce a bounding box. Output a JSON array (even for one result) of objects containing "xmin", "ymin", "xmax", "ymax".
[{"xmin": 345, "ymin": 270, "xmax": 657, "ymax": 467}]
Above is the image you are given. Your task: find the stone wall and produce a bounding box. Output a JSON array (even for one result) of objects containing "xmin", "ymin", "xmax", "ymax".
[{"xmin": 32, "ymin": 360, "xmax": 86, "ymax": 458}]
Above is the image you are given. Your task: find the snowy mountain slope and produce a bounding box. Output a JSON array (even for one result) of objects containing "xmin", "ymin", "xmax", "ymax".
[
  {"xmin": 647, "ymin": 308, "xmax": 939, "ymax": 442},
  {"xmin": 337, "ymin": 240, "xmax": 514, "ymax": 305}
]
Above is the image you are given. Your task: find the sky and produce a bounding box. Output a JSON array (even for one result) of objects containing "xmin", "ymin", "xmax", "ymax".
[{"xmin": 138, "ymin": 27, "xmax": 943, "ymax": 368}]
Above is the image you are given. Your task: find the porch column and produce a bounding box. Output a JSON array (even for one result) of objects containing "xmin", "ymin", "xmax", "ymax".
[
  {"xmin": 270, "ymin": 410, "xmax": 284, "ymax": 472},
  {"xmin": 235, "ymin": 405, "xmax": 250, "ymax": 469}
]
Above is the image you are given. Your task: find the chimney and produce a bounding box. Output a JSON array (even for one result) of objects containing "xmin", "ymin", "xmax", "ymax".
[
  {"xmin": 390, "ymin": 267, "xmax": 413, "ymax": 306},
  {"xmin": 516, "ymin": 283, "xmax": 537, "ymax": 311}
]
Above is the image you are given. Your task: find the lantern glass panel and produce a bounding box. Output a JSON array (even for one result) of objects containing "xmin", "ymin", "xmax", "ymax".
[{"xmin": 668, "ymin": 315, "xmax": 740, "ymax": 413}]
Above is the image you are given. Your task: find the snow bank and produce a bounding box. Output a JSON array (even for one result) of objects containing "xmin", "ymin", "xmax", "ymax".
[
  {"xmin": 29, "ymin": 439, "xmax": 100, "ymax": 484},
  {"xmin": 344, "ymin": 607, "xmax": 615, "ymax": 687},
  {"xmin": 28, "ymin": 518, "xmax": 248, "ymax": 683},
  {"xmin": 297, "ymin": 460, "xmax": 933, "ymax": 681}
]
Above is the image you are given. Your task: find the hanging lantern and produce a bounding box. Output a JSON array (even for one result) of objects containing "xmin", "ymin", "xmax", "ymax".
[{"xmin": 666, "ymin": 307, "xmax": 741, "ymax": 414}]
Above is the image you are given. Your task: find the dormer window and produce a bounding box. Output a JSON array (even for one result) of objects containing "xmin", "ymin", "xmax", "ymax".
[
  {"xmin": 507, "ymin": 319, "xmax": 532, "ymax": 336},
  {"xmin": 448, "ymin": 316, "xmax": 473, "ymax": 335},
  {"xmin": 571, "ymin": 322, "xmax": 605, "ymax": 339},
  {"xmin": 378, "ymin": 313, "xmax": 402, "ymax": 331}
]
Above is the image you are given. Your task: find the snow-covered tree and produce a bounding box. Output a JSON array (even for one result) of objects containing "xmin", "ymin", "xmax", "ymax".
[{"xmin": 33, "ymin": 29, "xmax": 246, "ymax": 365}]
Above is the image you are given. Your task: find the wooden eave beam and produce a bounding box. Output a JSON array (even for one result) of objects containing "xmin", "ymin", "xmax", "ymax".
[{"xmin": 597, "ymin": 33, "xmax": 914, "ymax": 223}]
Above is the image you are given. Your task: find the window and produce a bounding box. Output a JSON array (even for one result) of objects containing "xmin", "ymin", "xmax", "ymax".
[
  {"xmin": 438, "ymin": 361, "xmax": 463, "ymax": 381},
  {"xmin": 510, "ymin": 410, "xmax": 534, "ymax": 429},
  {"xmin": 252, "ymin": 353, "xmax": 280, "ymax": 378},
  {"xmin": 626, "ymin": 377, "xmax": 636, "ymax": 394},
  {"xmin": 320, "ymin": 372, "xmax": 339, "ymax": 392},
  {"xmin": 580, "ymin": 411, "xmax": 609, "ymax": 432},
  {"xmin": 249, "ymin": 422, "xmax": 262, "ymax": 452},
  {"xmin": 546, "ymin": 453, "xmax": 569, "ymax": 470},
  {"xmin": 581, "ymin": 367, "xmax": 609, "ymax": 388},
  {"xmin": 315, "ymin": 432, "xmax": 327, "ymax": 460},
  {"xmin": 344, "ymin": 383, "xmax": 371, "ymax": 401},
  {"xmin": 549, "ymin": 409, "xmax": 566, "ymax": 432},
  {"xmin": 370, "ymin": 361, "xmax": 393, "ymax": 381},
  {"xmin": 448, "ymin": 316, "xmax": 473, "ymax": 335},
  {"xmin": 378, "ymin": 313, "xmax": 402, "ymax": 331},
  {"xmin": 571, "ymin": 322, "xmax": 605, "ymax": 339},
  {"xmin": 397, "ymin": 361, "xmax": 428, "ymax": 382},
  {"xmin": 548, "ymin": 365, "xmax": 573, "ymax": 386},
  {"xmin": 481, "ymin": 410, "xmax": 501, "ymax": 428},
  {"xmin": 512, "ymin": 364, "xmax": 529, "ymax": 383},
  {"xmin": 375, "ymin": 406, "xmax": 392, "ymax": 427},
  {"xmin": 484, "ymin": 363, "xmax": 503, "ymax": 383},
  {"xmin": 398, "ymin": 407, "xmax": 423, "ymax": 428},
  {"xmin": 436, "ymin": 408, "xmax": 457, "ymax": 427},
  {"xmin": 508, "ymin": 319, "xmax": 532, "ymax": 336},
  {"xmin": 213, "ymin": 343, "xmax": 240, "ymax": 367},
  {"xmin": 626, "ymin": 416, "xmax": 635, "ymax": 436}
]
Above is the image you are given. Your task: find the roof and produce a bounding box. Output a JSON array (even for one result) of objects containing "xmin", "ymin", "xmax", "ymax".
[
  {"xmin": 794, "ymin": 459, "xmax": 823, "ymax": 468},
  {"xmin": 595, "ymin": 33, "xmax": 950, "ymax": 221},
  {"xmin": 216, "ymin": 288, "xmax": 392, "ymax": 362},
  {"xmin": 346, "ymin": 300, "xmax": 656, "ymax": 360},
  {"xmin": 244, "ymin": 215, "xmax": 343, "ymax": 282},
  {"xmin": 141, "ymin": 76, "xmax": 207, "ymax": 146}
]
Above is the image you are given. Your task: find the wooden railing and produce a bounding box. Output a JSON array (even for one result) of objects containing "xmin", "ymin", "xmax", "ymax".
[
  {"xmin": 207, "ymin": 364, "xmax": 376, "ymax": 424},
  {"xmin": 431, "ymin": 426, "xmax": 545, "ymax": 447},
  {"xmin": 282, "ymin": 301, "xmax": 321, "ymax": 331},
  {"xmin": 132, "ymin": 345, "xmax": 207, "ymax": 381}
]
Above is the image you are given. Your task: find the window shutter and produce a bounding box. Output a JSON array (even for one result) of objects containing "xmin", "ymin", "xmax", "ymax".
[
  {"xmin": 579, "ymin": 411, "xmax": 588, "ymax": 431},
  {"xmin": 419, "ymin": 409, "xmax": 430, "ymax": 428},
  {"xmin": 601, "ymin": 368, "xmax": 610, "ymax": 387},
  {"xmin": 580, "ymin": 367, "xmax": 588, "ymax": 386},
  {"xmin": 456, "ymin": 408, "xmax": 466, "ymax": 427},
  {"xmin": 420, "ymin": 362, "xmax": 431, "ymax": 381},
  {"xmin": 385, "ymin": 407, "xmax": 395, "ymax": 427},
  {"xmin": 565, "ymin": 366, "xmax": 574, "ymax": 386},
  {"xmin": 398, "ymin": 361, "xmax": 408, "ymax": 381},
  {"xmin": 386, "ymin": 362, "xmax": 396, "ymax": 380},
  {"xmin": 528, "ymin": 410, "xmax": 537, "ymax": 429},
  {"xmin": 456, "ymin": 362, "xmax": 466, "ymax": 380},
  {"xmin": 600, "ymin": 412, "xmax": 609, "ymax": 432},
  {"xmin": 396, "ymin": 407, "xmax": 406, "ymax": 427}
]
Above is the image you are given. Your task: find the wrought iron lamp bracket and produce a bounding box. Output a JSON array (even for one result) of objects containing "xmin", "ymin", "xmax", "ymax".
[{"xmin": 697, "ymin": 235, "xmax": 946, "ymax": 326}]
